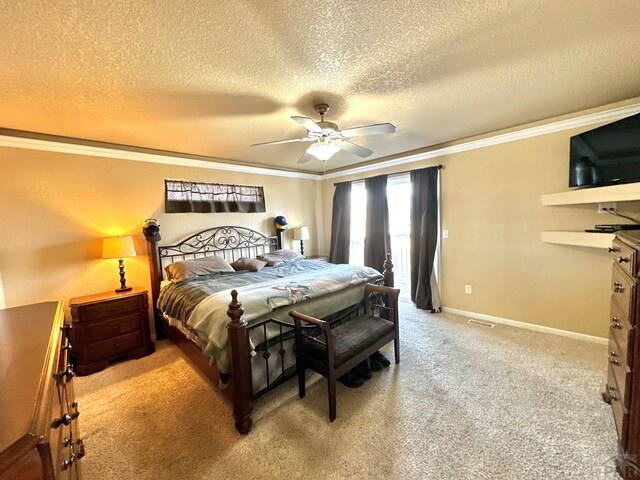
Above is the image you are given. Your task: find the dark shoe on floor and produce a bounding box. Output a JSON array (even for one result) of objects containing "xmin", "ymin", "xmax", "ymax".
[
  {"xmin": 354, "ymin": 360, "xmax": 372, "ymax": 380},
  {"xmin": 371, "ymin": 351, "xmax": 391, "ymax": 368},
  {"xmin": 339, "ymin": 370, "xmax": 365, "ymax": 388},
  {"xmin": 370, "ymin": 359, "xmax": 384, "ymax": 372}
]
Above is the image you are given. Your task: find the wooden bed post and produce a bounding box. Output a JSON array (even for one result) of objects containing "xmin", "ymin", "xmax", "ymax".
[
  {"xmin": 383, "ymin": 253, "xmax": 394, "ymax": 287},
  {"xmin": 227, "ymin": 290, "xmax": 253, "ymax": 434},
  {"xmin": 144, "ymin": 228, "xmax": 165, "ymax": 339}
]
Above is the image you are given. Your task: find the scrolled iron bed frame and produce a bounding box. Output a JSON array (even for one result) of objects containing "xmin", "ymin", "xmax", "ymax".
[{"xmin": 145, "ymin": 224, "xmax": 394, "ymax": 434}]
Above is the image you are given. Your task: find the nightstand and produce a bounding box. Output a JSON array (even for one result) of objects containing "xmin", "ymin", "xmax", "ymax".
[
  {"xmin": 307, "ymin": 255, "xmax": 329, "ymax": 262},
  {"xmin": 69, "ymin": 287, "xmax": 155, "ymax": 375}
]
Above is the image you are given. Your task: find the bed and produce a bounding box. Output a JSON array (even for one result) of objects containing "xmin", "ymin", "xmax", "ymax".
[{"xmin": 144, "ymin": 225, "xmax": 395, "ymax": 433}]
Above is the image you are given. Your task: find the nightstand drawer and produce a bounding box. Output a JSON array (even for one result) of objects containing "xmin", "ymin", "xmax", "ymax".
[
  {"xmin": 78, "ymin": 295, "xmax": 142, "ymax": 322},
  {"xmin": 87, "ymin": 331, "xmax": 143, "ymax": 362},
  {"xmin": 83, "ymin": 313, "xmax": 142, "ymax": 343}
]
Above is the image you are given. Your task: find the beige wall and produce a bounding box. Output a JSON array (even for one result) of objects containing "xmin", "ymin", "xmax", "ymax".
[
  {"xmin": 321, "ymin": 112, "xmax": 640, "ymax": 339},
  {"xmin": 0, "ymin": 148, "xmax": 322, "ymax": 320}
]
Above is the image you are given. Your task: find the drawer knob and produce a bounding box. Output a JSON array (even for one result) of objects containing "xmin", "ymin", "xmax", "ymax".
[
  {"xmin": 613, "ymin": 281, "xmax": 625, "ymax": 293},
  {"xmin": 77, "ymin": 438, "xmax": 86, "ymax": 459},
  {"xmin": 62, "ymin": 437, "xmax": 71, "ymax": 447},
  {"xmin": 54, "ymin": 365, "xmax": 75, "ymax": 382},
  {"xmin": 609, "ymin": 352, "xmax": 620, "ymax": 365},
  {"xmin": 61, "ymin": 454, "xmax": 76, "ymax": 471},
  {"xmin": 71, "ymin": 402, "xmax": 80, "ymax": 420},
  {"xmin": 607, "ymin": 384, "xmax": 619, "ymax": 402},
  {"xmin": 611, "ymin": 317, "xmax": 622, "ymax": 330},
  {"xmin": 51, "ymin": 413, "xmax": 72, "ymax": 429},
  {"xmin": 617, "ymin": 256, "xmax": 630, "ymax": 264}
]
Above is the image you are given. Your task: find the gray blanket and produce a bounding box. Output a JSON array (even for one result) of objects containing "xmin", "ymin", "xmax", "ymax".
[{"xmin": 157, "ymin": 259, "xmax": 383, "ymax": 372}]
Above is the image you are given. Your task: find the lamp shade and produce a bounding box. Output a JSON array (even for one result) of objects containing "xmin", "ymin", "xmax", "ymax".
[
  {"xmin": 293, "ymin": 226, "xmax": 310, "ymax": 241},
  {"xmin": 102, "ymin": 236, "xmax": 136, "ymax": 259}
]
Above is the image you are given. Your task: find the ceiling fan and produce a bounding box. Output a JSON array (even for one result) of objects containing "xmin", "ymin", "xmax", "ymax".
[{"xmin": 250, "ymin": 104, "xmax": 396, "ymax": 164}]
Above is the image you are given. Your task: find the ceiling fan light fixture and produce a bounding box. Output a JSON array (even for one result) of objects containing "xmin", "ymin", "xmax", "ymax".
[{"xmin": 307, "ymin": 140, "xmax": 340, "ymax": 161}]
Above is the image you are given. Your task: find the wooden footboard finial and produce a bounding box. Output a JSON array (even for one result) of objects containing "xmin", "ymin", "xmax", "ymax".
[
  {"xmin": 226, "ymin": 290, "xmax": 253, "ymax": 434},
  {"xmin": 383, "ymin": 253, "xmax": 394, "ymax": 287}
]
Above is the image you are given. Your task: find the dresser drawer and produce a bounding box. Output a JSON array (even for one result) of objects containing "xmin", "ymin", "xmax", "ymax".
[
  {"xmin": 610, "ymin": 238, "xmax": 638, "ymax": 278},
  {"xmin": 607, "ymin": 365, "xmax": 630, "ymax": 448},
  {"xmin": 83, "ymin": 313, "xmax": 141, "ymax": 342},
  {"xmin": 87, "ymin": 331, "xmax": 142, "ymax": 362},
  {"xmin": 611, "ymin": 265, "xmax": 636, "ymax": 323},
  {"xmin": 608, "ymin": 335, "xmax": 633, "ymax": 408},
  {"xmin": 610, "ymin": 298, "xmax": 634, "ymax": 365},
  {"xmin": 78, "ymin": 295, "xmax": 142, "ymax": 322}
]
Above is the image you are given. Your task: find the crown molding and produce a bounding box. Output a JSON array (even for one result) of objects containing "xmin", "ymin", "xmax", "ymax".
[
  {"xmin": 2, "ymin": 101, "xmax": 639, "ymax": 182},
  {"xmin": 0, "ymin": 133, "xmax": 321, "ymax": 180},
  {"xmin": 321, "ymin": 102, "xmax": 640, "ymax": 180}
]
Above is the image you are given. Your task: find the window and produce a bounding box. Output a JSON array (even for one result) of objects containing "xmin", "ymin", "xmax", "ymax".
[
  {"xmin": 165, "ymin": 180, "xmax": 266, "ymax": 213},
  {"xmin": 349, "ymin": 181, "xmax": 366, "ymax": 266},
  {"xmin": 349, "ymin": 174, "xmax": 411, "ymax": 271},
  {"xmin": 386, "ymin": 174, "xmax": 411, "ymax": 272}
]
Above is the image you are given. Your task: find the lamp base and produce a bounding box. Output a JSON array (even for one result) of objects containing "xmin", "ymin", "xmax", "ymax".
[{"xmin": 116, "ymin": 259, "xmax": 132, "ymax": 293}]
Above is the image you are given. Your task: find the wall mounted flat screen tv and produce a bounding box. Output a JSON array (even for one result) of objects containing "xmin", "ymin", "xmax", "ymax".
[{"xmin": 569, "ymin": 112, "xmax": 640, "ymax": 188}]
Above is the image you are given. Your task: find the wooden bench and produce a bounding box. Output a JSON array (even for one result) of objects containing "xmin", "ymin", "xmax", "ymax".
[{"xmin": 289, "ymin": 283, "xmax": 400, "ymax": 421}]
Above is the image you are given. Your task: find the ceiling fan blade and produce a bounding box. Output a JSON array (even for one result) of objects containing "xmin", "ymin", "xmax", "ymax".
[
  {"xmin": 339, "ymin": 123, "xmax": 396, "ymax": 138},
  {"xmin": 251, "ymin": 137, "xmax": 313, "ymax": 147},
  {"xmin": 297, "ymin": 152, "xmax": 314, "ymax": 164},
  {"xmin": 291, "ymin": 116, "xmax": 323, "ymax": 133},
  {"xmin": 338, "ymin": 140, "xmax": 373, "ymax": 158}
]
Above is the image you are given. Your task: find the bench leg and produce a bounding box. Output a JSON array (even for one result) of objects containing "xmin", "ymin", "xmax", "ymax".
[
  {"xmin": 394, "ymin": 337, "xmax": 400, "ymax": 364},
  {"xmin": 298, "ymin": 363, "xmax": 306, "ymax": 399},
  {"xmin": 328, "ymin": 374, "xmax": 337, "ymax": 422}
]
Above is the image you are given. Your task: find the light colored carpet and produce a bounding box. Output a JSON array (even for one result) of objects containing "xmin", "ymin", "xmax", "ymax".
[{"xmin": 75, "ymin": 299, "xmax": 619, "ymax": 479}]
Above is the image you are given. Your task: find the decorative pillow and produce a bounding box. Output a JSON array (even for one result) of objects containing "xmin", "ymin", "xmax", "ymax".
[
  {"xmin": 256, "ymin": 249, "xmax": 304, "ymax": 267},
  {"xmin": 165, "ymin": 256, "xmax": 234, "ymax": 282},
  {"xmin": 231, "ymin": 257, "xmax": 267, "ymax": 272}
]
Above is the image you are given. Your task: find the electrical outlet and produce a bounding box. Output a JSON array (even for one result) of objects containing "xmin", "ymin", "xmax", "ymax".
[
  {"xmin": 465, "ymin": 284, "xmax": 472, "ymax": 294},
  {"xmin": 598, "ymin": 202, "xmax": 617, "ymax": 213},
  {"xmin": 442, "ymin": 229, "xmax": 449, "ymax": 239}
]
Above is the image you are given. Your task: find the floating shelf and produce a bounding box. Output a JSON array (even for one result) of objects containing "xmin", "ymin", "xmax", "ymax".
[
  {"xmin": 541, "ymin": 231, "xmax": 615, "ymax": 249},
  {"xmin": 541, "ymin": 183, "xmax": 640, "ymax": 206}
]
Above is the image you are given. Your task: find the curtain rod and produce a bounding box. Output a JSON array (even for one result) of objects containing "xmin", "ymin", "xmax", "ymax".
[{"xmin": 333, "ymin": 164, "xmax": 443, "ymax": 186}]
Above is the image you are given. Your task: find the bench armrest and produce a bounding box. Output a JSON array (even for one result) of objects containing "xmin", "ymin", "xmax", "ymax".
[
  {"xmin": 289, "ymin": 310, "xmax": 335, "ymax": 363},
  {"xmin": 365, "ymin": 283, "xmax": 400, "ymax": 300}
]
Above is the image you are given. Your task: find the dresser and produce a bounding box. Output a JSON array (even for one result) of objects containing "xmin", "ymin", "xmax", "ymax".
[
  {"xmin": 0, "ymin": 302, "xmax": 83, "ymax": 480},
  {"xmin": 604, "ymin": 231, "xmax": 640, "ymax": 479},
  {"xmin": 69, "ymin": 288, "xmax": 154, "ymax": 376}
]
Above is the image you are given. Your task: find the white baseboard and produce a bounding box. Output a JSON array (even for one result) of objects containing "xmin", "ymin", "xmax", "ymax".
[{"xmin": 441, "ymin": 307, "xmax": 608, "ymax": 345}]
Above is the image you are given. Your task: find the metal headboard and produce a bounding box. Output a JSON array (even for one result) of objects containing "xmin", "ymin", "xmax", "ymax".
[{"xmin": 158, "ymin": 226, "xmax": 279, "ymax": 273}]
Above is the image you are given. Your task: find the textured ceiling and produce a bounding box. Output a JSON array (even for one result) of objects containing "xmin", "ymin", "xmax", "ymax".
[{"xmin": 1, "ymin": 0, "xmax": 640, "ymax": 173}]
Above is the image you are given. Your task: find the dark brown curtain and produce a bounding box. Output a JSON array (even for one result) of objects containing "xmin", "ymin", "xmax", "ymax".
[
  {"xmin": 329, "ymin": 182, "xmax": 352, "ymax": 264},
  {"xmin": 410, "ymin": 167, "xmax": 439, "ymax": 310},
  {"xmin": 364, "ymin": 175, "xmax": 391, "ymax": 271}
]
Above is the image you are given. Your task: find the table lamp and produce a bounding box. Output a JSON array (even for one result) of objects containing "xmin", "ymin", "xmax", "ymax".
[
  {"xmin": 102, "ymin": 236, "xmax": 136, "ymax": 292},
  {"xmin": 293, "ymin": 226, "xmax": 310, "ymax": 256}
]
